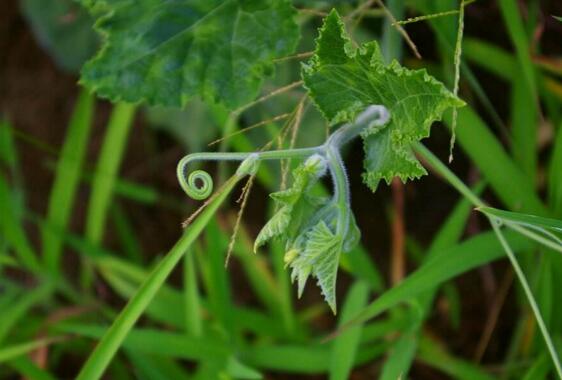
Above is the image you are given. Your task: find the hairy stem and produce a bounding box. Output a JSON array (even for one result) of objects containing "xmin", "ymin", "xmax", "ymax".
[{"xmin": 326, "ymin": 145, "xmax": 350, "ymax": 237}]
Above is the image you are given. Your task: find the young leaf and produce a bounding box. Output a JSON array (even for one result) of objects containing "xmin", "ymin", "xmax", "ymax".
[
  {"xmin": 302, "ymin": 10, "xmax": 464, "ymax": 191},
  {"xmin": 254, "ymin": 155, "xmax": 327, "ymax": 252},
  {"xmin": 291, "ymin": 220, "xmax": 343, "ymax": 313},
  {"xmin": 81, "ymin": 0, "xmax": 299, "ymax": 108},
  {"xmin": 255, "ymin": 155, "xmax": 359, "ymax": 313}
]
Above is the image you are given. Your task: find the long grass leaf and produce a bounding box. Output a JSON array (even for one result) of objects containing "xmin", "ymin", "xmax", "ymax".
[
  {"xmin": 444, "ymin": 107, "xmax": 546, "ymax": 214},
  {"xmin": 0, "ymin": 337, "xmax": 62, "ymax": 364},
  {"xmin": 489, "ymin": 220, "xmax": 562, "ymax": 378},
  {"xmin": 76, "ymin": 176, "xmax": 240, "ymax": 380},
  {"xmin": 126, "ymin": 351, "xmax": 192, "ymax": 380},
  {"xmin": 498, "ymin": 0, "xmax": 538, "ymax": 101},
  {"xmin": 348, "ymin": 230, "xmax": 532, "ymax": 326},
  {"xmin": 0, "ymin": 283, "xmax": 53, "ymax": 344},
  {"xmin": 549, "ymin": 122, "xmax": 562, "ymax": 216},
  {"xmin": 8, "ymin": 356, "xmax": 58, "ymax": 380},
  {"xmin": 329, "ymin": 281, "xmax": 369, "ymax": 380},
  {"xmin": 85, "ymin": 103, "xmax": 136, "ymax": 244},
  {"xmin": 417, "ymin": 334, "xmax": 495, "ymax": 380},
  {"xmin": 0, "ymin": 176, "xmax": 41, "ymax": 272},
  {"xmin": 462, "ymin": 37, "xmax": 517, "ymax": 80},
  {"xmin": 204, "ymin": 219, "xmax": 234, "ymax": 332},
  {"xmin": 478, "ymin": 207, "xmax": 562, "ymax": 233},
  {"xmin": 109, "ymin": 203, "xmax": 143, "ymax": 263},
  {"xmin": 61, "ymin": 324, "xmax": 229, "ymax": 360},
  {"xmin": 510, "ymin": 71, "xmax": 538, "ymax": 183},
  {"xmin": 380, "ymin": 325, "xmax": 420, "ymax": 380},
  {"xmin": 183, "ymin": 248, "xmax": 202, "ymax": 336},
  {"xmin": 42, "ymin": 89, "xmax": 94, "ymax": 274}
]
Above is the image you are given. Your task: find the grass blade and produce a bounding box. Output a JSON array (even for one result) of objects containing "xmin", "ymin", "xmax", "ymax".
[
  {"xmin": 203, "ymin": 219, "xmax": 234, "ymax": 333},
  {"xmin": 462, "ymin": 37, "xmax": 518, "ymax": 81},
  {"xmin": 109, "ymin": 203, "xmax": 143, "ymax": 263},
  {"xmin": 0, "ymin": 174, "xmax": 40, "ymax": 273},
  {"xmin": 183, "ymin": 247, "xmax": 202, "ymax": 336},
  {"xmin": 348, "ymin": 230, "xmax": 532, "ymax": 326},
  {"xmin": 380, "ymin": 323, "xmax": 420, "ymax": 380},
  {"xmin": 498, "ymin": 0, "xmax": 538, "ymax": 101},
  {"xmin": 549, "ymin": 121, "xmax": 562, "ymax": 216},
  {"xmin": 0, "ymin": 283, "xmax": 53, "ymax": 344},
  {"xmin": 443, "ymin": 108, "xmax": 547, "ymax": 214},
  {"xmin": 42, "ymin": 89, "xmax": 94, "ymax": 274},
  {"xmin": 329, "ymin": 281, "xmax": 369, "ymax": 380},
  {"xmin": 8, "ymin": 356, "xmax": 58, "ymax": 380},
  {"xmin": 477, "ymin": 207, "xmax": 562, "ymax": 233},
  {"xmin": 510, "ymin": 70, "xmax": 537, "ymax": 183},
  {"xmin": 243, "ymin": 344, "xmax": 329, "ymax": 373},
  {"xmin": 417, "ymin": 334, "xmax": 495, "ymax": 380},
  {"xmin": 85, "ymin": 102, "xmax": 136, "ymax": 245},
  {"xmin": 381, "ymin": 184, "xmax": 482, "ymax": 379},
  {"xmin": 478, "ymin": 207, "xmax": 562, "ymax": 254},
  {"xmin": 76, "ymin": 175, "xmax": 241, "ymax": 380},
  {"xmin": 0, "ymin": 337, "xmax": 63, "ymax": 364},
  {"xmin": 522, "ymin": 354, "xmax": 550, "ymax": 380},
  {"xmin": 61, "ymin": 324, "xmax": 229, "ymax": 360},
  {"xmin": 0, "ymin": 120, "xmax": 18, "ymax": 168},
  {"xmin": 489, "ymin": 219, "xmax": 562, "ymax": 378}
]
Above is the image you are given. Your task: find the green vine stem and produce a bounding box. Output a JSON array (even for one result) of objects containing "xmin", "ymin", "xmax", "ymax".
[{"xmin": 176, "ymin": 105, "xmax": 390, "ymax": 201}]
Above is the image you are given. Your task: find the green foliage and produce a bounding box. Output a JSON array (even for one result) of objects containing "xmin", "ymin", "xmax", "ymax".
[
  {"xmin": 42, "ymin": 89, "xmax": 94, "ymax": 274},
  {"xmin": 20, "ymin": 0, "xmax": 98, "ymax": 72},
  {"xmin": 254, "ymin": 156, "xmax": 328, "ymax": 251},
  {"xmin": 80, "ymin": 0, "xmax": 300, "ymax": 108},
  {"xmin": 76, "ymin": 175, "xmax": 243, "ymax": 380},
  {"xmin": 253, "ymin": 150, "xmax": 360, "ymax": 313},
  {"xmin": 5, "ymin": 1, "xmax": 562, "ymax": 380},
  {"xmin": 478, "ymin": 207, "xmax": 562, "ymax": 234},
  {"xmin": 303, "ymin": 10, "xmax": 464, "ymax": 191}
]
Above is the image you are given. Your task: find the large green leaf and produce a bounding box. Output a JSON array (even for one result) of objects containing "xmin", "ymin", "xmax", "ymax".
[
  {"xmin": 302, "ymin": 10, "xmax": 464, "ymax": 191},
  {"xmin": 20, "ymin": 0, "xmax": 98, "ymax": 72},
  {"xmin": 81, "ymin": 0, "xmax": 299, "ymax": 108}
]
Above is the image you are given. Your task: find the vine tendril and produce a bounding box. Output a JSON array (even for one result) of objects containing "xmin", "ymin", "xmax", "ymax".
[
  {"xmin": 176, "ymin": 105, "xmax": 390, "ymax": 201},
  {"xmin": 185, "ymin": 170, "xmax": 213, "ymax": 200}
]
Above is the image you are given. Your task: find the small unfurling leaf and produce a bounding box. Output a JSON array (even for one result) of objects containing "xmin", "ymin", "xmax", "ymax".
[
  {"xmin": 290, "ymin": 221, "xmax": 342, "ymax": 313},
  {"xmin": 254, "ymin": 155, "xmax": 328, "ymax": 252},
  {"xmin": 256, "ymin": 155, "xmax": 360, "ymax": 313}
]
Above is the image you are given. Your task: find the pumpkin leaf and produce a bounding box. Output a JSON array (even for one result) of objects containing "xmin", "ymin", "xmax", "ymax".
[
  {"xmin": 302, "ymin": 10, "xmax": 464, "ymax": 191},
  {"xmin": 81, "ymin": 0, "xmax": 299, "ymax": 108}
]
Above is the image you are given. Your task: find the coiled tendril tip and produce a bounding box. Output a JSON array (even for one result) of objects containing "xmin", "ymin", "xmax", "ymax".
[{"xmin": 176, "ymin": 105, "xmax": 390, "ymax": 202}]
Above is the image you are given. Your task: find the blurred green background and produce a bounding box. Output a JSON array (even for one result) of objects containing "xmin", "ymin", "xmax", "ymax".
[{"xmin": 1, "ymin": 0, "xmax": 562, "ymax": 379}]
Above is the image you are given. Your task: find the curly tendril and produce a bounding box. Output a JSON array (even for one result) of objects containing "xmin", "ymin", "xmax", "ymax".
[
  {"xmin": 177, "ymin": 152, "xmax": 260, "ymax": 201},
  {"xmin": 176, "ymin": 105, "xmax": 390, "ymax": 201},
  {"xmin": 185, "ymin": 170, "xmax": 213, "ymax": 200}
]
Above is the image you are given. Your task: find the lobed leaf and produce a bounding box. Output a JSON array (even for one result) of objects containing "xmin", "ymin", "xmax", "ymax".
[
  {"xmin": 302, "ymin": 10, "xmax": 464, "ymax": 191},
  {"xmin": 81, "ymin": 0, "xmax": 299, "ymax": 108},
  {"xmin": 292, "ymin": 220, "xmax": 342, "ymax": 313}
]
